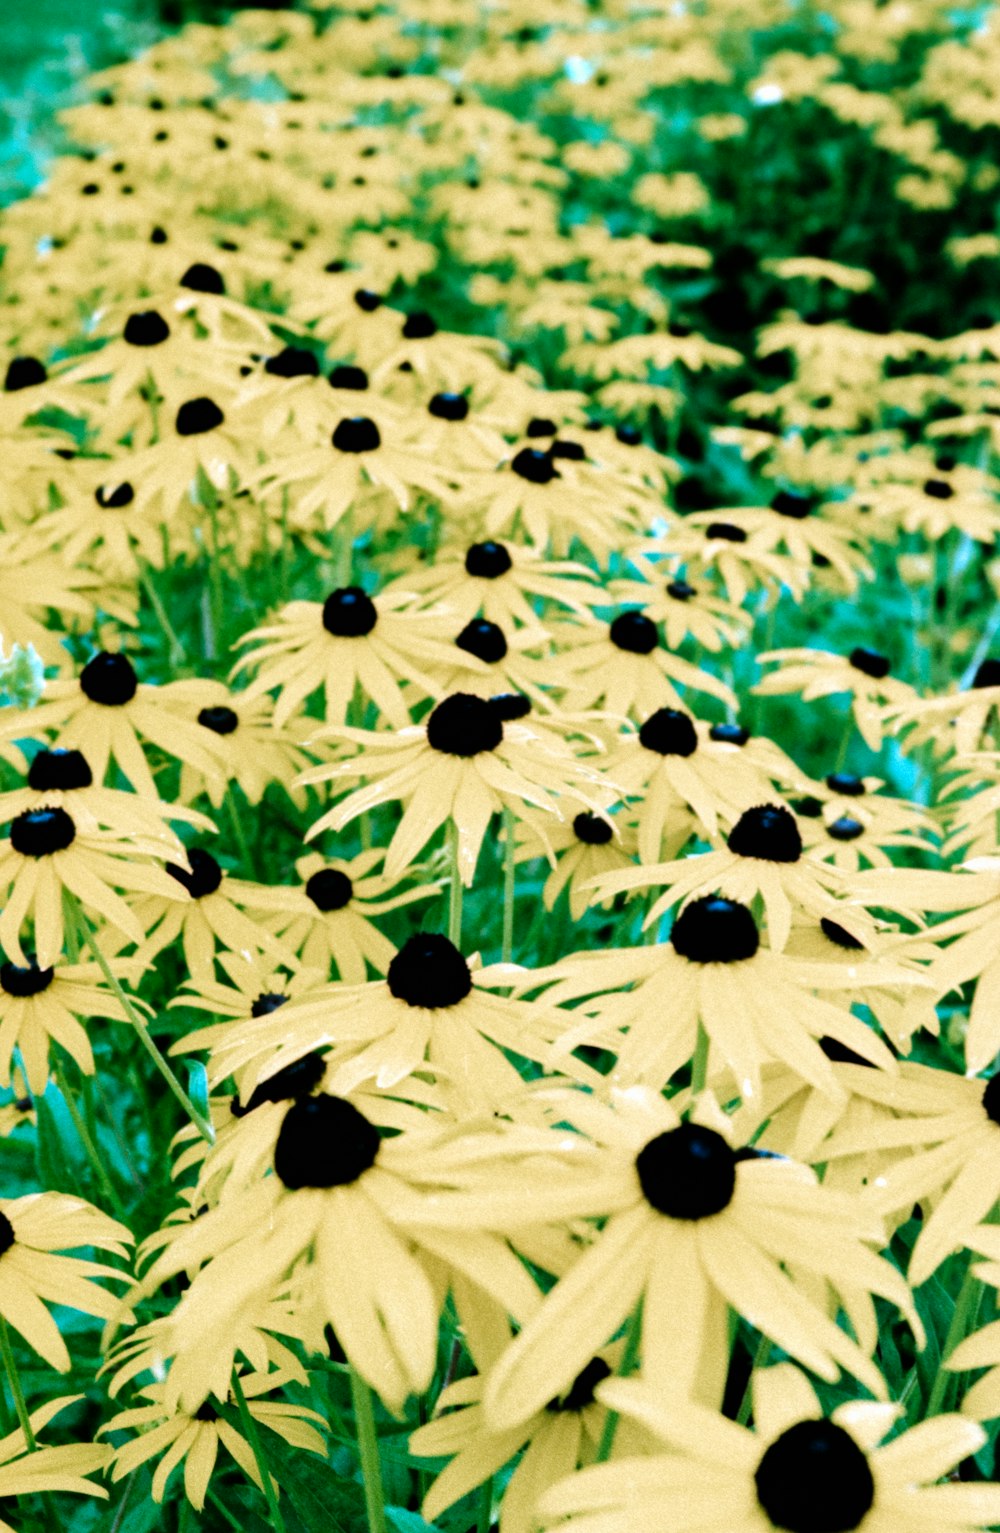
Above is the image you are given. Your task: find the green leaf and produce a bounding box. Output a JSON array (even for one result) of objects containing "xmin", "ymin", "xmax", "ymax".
[{"xmin": 260, "ymin": 1432, "xmax": 368, "ymax": 1533}]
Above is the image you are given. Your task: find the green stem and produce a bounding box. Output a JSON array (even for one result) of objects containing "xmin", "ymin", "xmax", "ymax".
[
  {"xmin": 736, "ymin": 1333, "xmax": 772, "ymax": 1426},
  {"xmin": 833, "ymin": 708, "xmax": 854, "ymax": 772},
  {"xmin": 51, "ymin": 1057, "xmax": 128, "ymax": 1220},
  {"xmin": 476, "ymin": 1476, "xmax": 494, "ymax": 1533},
  {"xmin": 206, "ymin": 1486, "xmax": 245, "ymax": 1533},
  {"xmin": 138, "ymin": 565, "xmax": 185, "ymax": 665},
  {"xmin": 70, "ymin": 902, "xmax": 214, "ymax": 1144},
  {"xmin": 448, "ymin": 819, "xmax": 463, "ymax": 949},
  {"xmin": 690, "ymin": 1022, "xmax": 710, "ymax": 1099},
  {"xmin": 336, "ymin": 507, "xmax": 354, "ymax": 588},
  {"xmin": 0, "ymin": 1315, "xmax": 35, "ymax": 1449},
  {"xmin": 226, "ymin": 784, "xmax": 255, "ymax": 877},
  {"xmin": 927, "ymin": 1259, "xmax": 982, "ymax": 1416},
  {"xmin": 349, "ymin": 1367, "xmax": 388, "ymax": 1533},
  {"xmin": 501, "ymin": 806, "xmax": 516, "ymax": 964},
  {"xmin": 595, "ymin": 1300, "xmax": 644, "ymax": 1463},
  {"xmin": 231, "ymin": 1372, "xmax": 287, "ymax": 1533}
]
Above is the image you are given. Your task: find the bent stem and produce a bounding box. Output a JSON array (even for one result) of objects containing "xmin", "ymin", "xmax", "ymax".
[
  {"xmin": 595, "ymin": 1300, "xmax": 644, "ymax": 1463},
  {"xmin": 349, "ymin": 1367, "xmax": 388, "ymax": 1533},
  {"xmin": 69, "ymin": 902, "xmax": 215, "ymax": 1145},
  {"xmin": 448, "ymin": 818, "xmax": 463, "ymax": 948},
  {"xmin": 231, "ymin": 1372, "xmax": 286, "ymax": 1533}
]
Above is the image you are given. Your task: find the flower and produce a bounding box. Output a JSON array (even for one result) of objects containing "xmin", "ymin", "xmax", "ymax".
[
  {"xmin": 385, "ymin": 538, "xmax": 602, "ymax": 628},
  {"xmin": 754, "ymin": 647, "xmax": 917, "ymax": 751},
  {"xmin": 0, "ymin": 953, "xmax": 143, "ymax": 1094},
  {"xmin": 0, "ymin": 1396, "xmax": 112, "ymax": 1532},
  {"xmin": 554, "ymin": 610, "xmax": 736, "ymax": 718},
  {"xmin": 515, "ymin": 808, "xmax": 637, "ymax": 921}
]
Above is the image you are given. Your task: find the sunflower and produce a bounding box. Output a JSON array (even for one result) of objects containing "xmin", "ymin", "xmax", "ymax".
[
  {"xmin": 753, "ymin": 647, "xmax": 917, "ymax": 751},
  {"xmin": 231, "ymin": 586, "xmax": 468, "ymax": 729},
  {"xmin": 0, "ymin": 1191, "xmax": 131, "ymax": 1369},
  {"xmin": 554, "ymin": 610, "xmax": 736, "ymax": 718},
  {"xmin": 0, "ymin": 1395, "xmax": 112, "ymax": 1533},
  {"xmin": 101, "ymin": 1368, "xmax": 327, "ymax": 1511},
  {"xmin": 301, "ymin": 694, "xmax": 610, "ymax": 885},
  {"xmin": 537, "ymin": 1366, "xmax": 1000, "ymax": 1533}
]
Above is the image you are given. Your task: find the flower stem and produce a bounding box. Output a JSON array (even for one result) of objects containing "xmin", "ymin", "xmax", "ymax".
[
  {"xmin": 927, "ymin": 1258, "xmax": 983, "ymax": 1416},
  {"xmin": 70, "ymin": 902, "xmax": 215, "ymax": 1144},
  {"xmin": 349, "ymin": 1366, "xmax": 388, "ymax": 1533},
  {"xmin": 448, "ymin": 819, "xmax": 463, "ymax": 948},
  {"xmin": 50, "ymin": 1057, "xmax": 128, "ymax": 1220},
  {"xmin": 735, "ymin": 1333, "xmax": 772, "ymax": 1425},
  {"xmin": 0, "ymin": 1315, "xmax": 35, "ymax": 1449},
  {"xmin": 226, "ymin": 783, "xmax": 255, "ymax": 876},
  {"xmin": 501, "ymin": 806, "xmax": 516, "ymax": 964},
  {"xmin": 138, "ymin": 564, "xmax": 185, "ymax": 665},
  {"xmin": 476, "ymin": 1477, "xmax": 494, "ymax": 1533},
  {"xmin": 231, "ymin": 1372, "xmax": 287, "ymax": 1533},
  {"xmin": 595, "ymin": 1299, "xmax": 644, "ymax": 1463}
]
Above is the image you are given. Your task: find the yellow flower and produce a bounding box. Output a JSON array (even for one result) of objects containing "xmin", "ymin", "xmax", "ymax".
[
  {"xmin": 0, "ymin": 953, "xmax": 142, "ymax": 1095},
  {"xmin": 554, "ymin": 610, "xmax": 736, "ymax": 718},
  {"xmin": 0, "ymin": 1395, "xmax": 112, "ymax": 1532},
  {"xmin": 754, "ymin": 647, "xmax": 917, "ymax": 751}
]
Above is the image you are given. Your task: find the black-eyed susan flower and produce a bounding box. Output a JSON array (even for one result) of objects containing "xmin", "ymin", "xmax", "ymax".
[
  {"xmin": 754, "ymin": 647, "xmax": 916, "ymax": 751},
  {"xmin": 0, "ymin": 1395, "xmax": 112, "ymax": 1530},
  {"xmin": 514, "ymin": 808, "xmax": 637, "ymax": 922},
  {"xmin": 166, "ymin": 680, "xmax": 312, "ymax": 809},
  {"xmin": 0, "ymin": 953, "xmax": 142, "ymax": 1094},
  {"xmin": 537, "ymin": 1365, "xmax": 1000, "ymax": 1533},
  {"xmin": 554, "ymin": 610, "xmax": 736, "ymax": 718},
  {"xmin": 386, "ymin": 538, "xmax": 603, "ymax": 628}
]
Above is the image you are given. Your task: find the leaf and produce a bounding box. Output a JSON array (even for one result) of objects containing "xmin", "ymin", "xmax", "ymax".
[
  {"xmin": 261, "ymin": 1431, "xmax": 368, "ymax": 1533},
  {"xmin": 387, "ymin": 1506, "xmax": 439, "ymax": 1533}
]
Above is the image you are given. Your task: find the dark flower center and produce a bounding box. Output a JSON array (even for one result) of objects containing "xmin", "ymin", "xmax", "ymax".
[
  {"xmin": 828, "ymin": 817, "xmax": 864, "ymax": 841},
  {"xmin": 710, "ymin": 722, "xmax": 749, "ymax": 745},
  {"xmin": 923, "ymin": 477, "xmax": 953, "ymax": 500},
  {"xmin": 176, "ymin": 397, "xmax": 224, "ymax": 435},
  {"xmin": 274, "ymin": 1094, "xmax": 381, "ymax": 1190},
  {"xmin": 354, "ymin": 289, "xmax": 383, "ymax": 311},
  {"xmin": 332, "ymin": 416, "xmax": 380, "ymax": 452},
  {"xmin": 550, "ymin": 438, "xmax": 585, "ymax": 460},
  {"xmin": 526, "ymin": 417, "xmax": 557, "ymax": 437},
  {"xmin": 639, "ymin": 708, "xmax": 697, "ymax": 757},
  {"xmin": 820, "ymin": 1036, "xmax": 873, "ymax": 1067},
  {"xmin": 636, "ymin": 1123, "xmax": 737, "ymax": 1219},
  {"xmin": 511, "ymin": 447, "xmax": 559, "ymax": 484},
  {"xmin": 427, "ymin": 693, "xmax": 503, "ymax": 756},
  {"xmin": 826, "ymin": 773, "xmax": 864, "ymax": 796},
  {"xmin": 28, "ymin": 748, "xmax": 93, "ymax": 792},
  {"xmin": 982, "ymin": 1073, "xmax": 1000, "ymax": 1126},
  {"xmin": 848, "ymin": 648, "xmax": 890, "ymax": 680},
  {"xmin": 755, "ymin": 1419, "xmax": 875, "ymax": 1533},
  {"xmin": 166, "ymin": 848, "xmax": 223, "ymax": 899},
  {"xmin": 546, "ymin": 1357, "xmax": 612, "ymax": 1412},
  {"xmin": 194, "ymin": 1402, "xmax": 219, "ymax": 1422},
  {"xmin": 80, "ymin": 651, "xmax": 138, "ymax": 706},
  {"xmin": 429, "ymin": 391, "xmax": 468, "ymax": 420},
  {"xmin": 820, "ymin": 918, "xmax": 863, "ymax": 951},
  {"xmin": 0, "ymin": 961, "xmax": 54, "ymax": 997},
  {"xmin": 322, "ymin": 587, "xmax": 378, "ymax": 637},
  {"xmin": 306, "ymin": 869, "xmax": 354, "ymax": 911},
  {"xmin": 251, "ymin": 991, "xmax": 288, "ymax": 1017},
  {"xmin": 198, "ymin": 705, "xmax": 239, "ymax": 735},
  {"xmin": 0, "ymin": 1212, "xmax": 14, "ymax": 1257},
  {"xmin": 771, "ymin": 490, "xmax": 813, "ymax": 519},
  {"xmin": 456, "ymin": 619, "xmax": 507, "ymax": 664},
  {"xmin": 610, "ymin": 612, "xmax": 658, "ymax": 655},
  {"xmin": 973, "ymin": 659, "xmax": 1000, "ymax": 689},
  {"xmin": 4, "ymin": 356, "xmax": 47, "ymax": 391},
  {"xmin": 181, "ymin": 262, "xmax": 225, "ymax": 294},
  {"xmin": 265, "ymin": 346, "xmax": 319, "ymax": 377},
  {"xmin": 387, "ymin": 934, "xmax": 472, "ymax": 1008},
  {"xmin": 233, "ymin": 1051, "xmax": 327, "ymax": 1117},
  {"xmin": 96, "ymin": 481, "xmax": 134, "ymax": 508},
  {"xmin": 615, "ymin": 424, "xmax": 642, "ymax": 446},
  {"xmin": 671, "ymin": 897, "xmax": 759, "ymax": 963},
  {"xmin": 329, "ymin": 364, "xmax": 368, "ymax": 390},
  {"xmin": 706, "ymin": 522, "xmax": 747, "ymax": 542},
  {"xmin": 10, "ymin": 808, "xmax": 76, "ymax": 857},
  {"xmin": 465, "ymin": 541, "xmax": 512, "ymax": 579},
  {"xmin": 574, "ymin": 812, "xmax": 613, "ymax": 845},
  {"xmin": 491, "ymin": 692, "xmax": 531, "ymax": 720},
  {"xmin": 402, "ymin": 310, "xmax": 437, "ymax": 339},
  {"xmin": 123, "ymin": 309, "xmax": 170, "ymax": 346},
  {"xmin": 792, "ymin": 796, "xmax": 823, "ymax": 818},
  {"xmin": 667, "ymin": 579, "xmax": 696, "ymax": 601},
  {"xmin": 727, "ymin": 805, "xmax": 801, "ymax": 863}
]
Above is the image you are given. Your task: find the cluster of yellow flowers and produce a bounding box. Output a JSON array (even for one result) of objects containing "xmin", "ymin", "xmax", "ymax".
[{"xmin": 4, "ymin": 1, "xmax": 1000, "ymax": 1531}]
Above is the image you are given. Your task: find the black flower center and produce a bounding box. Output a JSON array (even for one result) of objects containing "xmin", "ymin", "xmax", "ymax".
[
  {"xmin": 10, "ymin": 808, "xmax": 76, "ymax": 857},
  {"xmin": 982, "ymin": 1072, "xmax": 1000, "ymax": 1126},
  {"xmin": 667, "ymin": 579, "xmax": 696, "ymax": 601},
  {"xmin": 792, "ymin": 796, "xmax": 823, "ymax": 818},
  {"xmin": 402, "ymin": 310, "xmax": 437, "ymax": 338},
  {"xmin": 848, "ymin": 648, "xmax": 890, "ymax": 680},
  {"xmin": 96, "ymin": 481, "xmax": 134, "ymax": 508},
  {"xmin": 755, "ymin": 1419, "xmax": 875, "ymax": 1533},
  {"xmin": 233, "ymin": 1051, "xmax": 327, "ymax": 1117},
  {"xmin": 265, "ymin": 346, "xmax": 319, "ymax": 377},
  {"xmin": 0, "ymin": 1212, "xmax": 14, "ymax": 1257},
  {"xmin": 636, "ymin": 1123, "xmax": 737, "ymax": 1219},
  {"xmin": 306, "ymin": 869, "xmax": 354, "ymax": 911},
  {"xmin": 251, "ymin": 992, "xmax": 288, "ymax": 1017},
  {"xmin": 176, "ymin": 397, "xmax": 224, "ymax": 435},
  {"xmin": 194, "ymin": 1402, "xmax": 219, "ymax": 1422},
  {"xmin": 710, "ymin": 722, "xmax": 749, "ymax": 745},
  {"xmin": 28, "ymin": 748, "xmax": 93, "ymax": 792},
  {"xmin": 526, "ymin": 417, "xmax": 557, "ymax": 437},
  {"xmin": 491, "ymin": 692, "xmax": 531, "ymax": 720},
  {"xmin": 274, "ymin": 1094, "xmax": 381, "ymax": 1190},
  {"xmin": 181, "ymin": 262, "xmax": 225, "ymax": 294},
  {"xmin": 465, "ymin": 541, "xmax": 512, "ymax": 579},
  {"xmin": 354, "ymin": 289, "xmax": 383, "ymax": 311},
  {"xmin": 321, "ymin": 586, "xmax": 378, "ymax": 637},
  {"xmin": 329, "ymin": 364, "xmax": 368, "ymax": 390},
  {"xmin": 639, "ymin": 708, "xmax": 698, "ymax": 757},
  {"xmin": 610, "ymin": 612, "xmax": 658, "ymax": 655},
  {"xmin": 80, "ymin": 651, "xmax": 138, "ymax": 706},
  {"xmin": 456, "ymin": 619, "xmax": 507, "ymax": 664},
  {"xmin": 615, "ymin": 424, "xmax": 642, "ymax": 446},
  {"xmin": 166, "ymin": 848, "xmax": 222, "ymax": 899},
  {"xmin": 4, "ymin": 356, "xmax": 47, "ymax": 391},
  {"xmin": 820, "ymin": 1036, "xmax": 873, "ymax": 1067},
  {"xmin": 551, "ymin": 438, "xmax": 585, "ymax": 460},
  {"xmin": 827, "ymin": 817, "xmax": 864, "ymax": 841},
  {"xmin": 198, "ymin": 705, "xmax": 239, "ymax": 735},
  {"xmin": 973, "ymin": 659, "xmax": 1000, "ymax": 689},
  {"xmin": 427, "ymin": 693, "xmax": 503, "ymax": 756},
  {"xmin": 727, "ymin": 804, "xmax": 801, "ymax": 863},
  {"xmin": 820, "ymin": 918, "xmax": 863, "ymax": 951},
  {"xmin": 826, "ymin": 773, "xmax": 864, "ymax": 796},
  {"xmin": 771, "ymin": 490, "xmax": 813, "ymax": 519},
  {"xmin": 546, "ymin": 1357, "xmax": 612, "ymax": 1412},
  {"xmin": 429, "ymin": 391, "xmax": 468, "ymax": 421},
  {"xmin": 332, "ymin": 416, "xmax": 380, "ymax": 452},
  {"xmin": 574, "ymin": 812, "xmax": 613, "ymax": 845},
  {"xmin": 387, "ymin": 934, "xmax": 472, "ymax": 1008},
  {"xmin": 511, "ymin": 447, "xmax": 558, "ymax": 484},
  {"xmin": 123, "ymin": 309, "xmax": 170, "ymax": 346},
  {"xmin": 923, "ymin": 477, "xmax": 953, "ymax": 500},
  {"xmin": 671, "ymin": 897, "xmax": 759, "ymax": 962},
  {"xmin": 0, "ymin": 961, "xmax": 54, "ymax": 996},
  {"xmin": 707, "ymin": 522, "xmax": 747, "ymax": 542}
]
